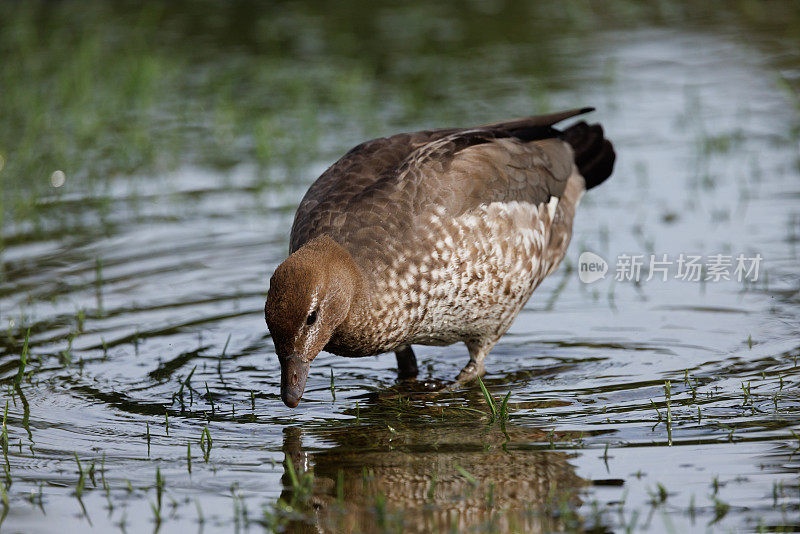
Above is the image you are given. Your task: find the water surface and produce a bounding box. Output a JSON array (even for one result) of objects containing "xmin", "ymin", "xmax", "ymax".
[{"xmin": 1, "ymin": 2, "xmax": 799, "ymax": 532}]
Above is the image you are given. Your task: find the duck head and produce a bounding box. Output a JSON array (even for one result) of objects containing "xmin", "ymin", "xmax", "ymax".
[{"xmin": 265, "ymin": 235, "xmax": 358, "ymax": 407}]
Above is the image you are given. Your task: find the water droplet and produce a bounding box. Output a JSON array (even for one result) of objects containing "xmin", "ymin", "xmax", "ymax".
[{"xmin": 50, "ymin": 170, "xmax": 66, "ymax": 188}]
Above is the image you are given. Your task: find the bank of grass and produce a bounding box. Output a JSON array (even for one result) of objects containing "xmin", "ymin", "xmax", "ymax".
[
  {"xmin": 4, "ymin": 1, "xmax": 798, "ymax": 239},
  {"xmin": 0, "ymin": 2, "xmax": 386, "ymax": 238}
]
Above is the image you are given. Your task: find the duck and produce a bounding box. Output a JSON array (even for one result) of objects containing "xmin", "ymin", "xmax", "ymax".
[{"xmin": 265, "ymin": 107, "xmax": 615, "ymax": 407}]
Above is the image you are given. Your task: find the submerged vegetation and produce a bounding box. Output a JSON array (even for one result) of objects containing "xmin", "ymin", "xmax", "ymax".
[{"xmin": 0, "ymin": 0, "xmax": 799, "ymax": 532}]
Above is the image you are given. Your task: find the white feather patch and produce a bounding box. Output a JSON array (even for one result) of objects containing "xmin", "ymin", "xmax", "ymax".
[{"xmin": 547, "ymin": 196, "xmax": 559, "ymax": 220}]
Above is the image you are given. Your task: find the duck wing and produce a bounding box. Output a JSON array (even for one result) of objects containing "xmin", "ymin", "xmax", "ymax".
[
  {"xmin": 289, "ymin": 108, "xmax": 611, "ymax": 260},
  {"xmin": 290, "ymin": 127, "xmax": 457, "ymax": 252}
]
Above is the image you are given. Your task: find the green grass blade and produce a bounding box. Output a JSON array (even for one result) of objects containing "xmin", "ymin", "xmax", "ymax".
[
  {"xmin": 285, "ymin": 457, "xmax": 299, "ymax": 490},
  {"xmin": 500, "ymin": 391, "xmax": 511, "ymax": 421},
  {"xmin": 477, "ymin": 376, "xmax": 497, "ymax": 418},
  {"xmin": 454, "ymin": 463, "xmax": 478, "ymax": 486},
  {"xmin": 14, "ymin": 328, "xmax": 30, "ymax": 385}
]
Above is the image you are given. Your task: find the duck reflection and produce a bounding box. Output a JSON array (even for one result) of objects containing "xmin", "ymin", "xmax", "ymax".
[{"xmin": 277, "ymin": 400, "xmax": 589, "ymax": 533}]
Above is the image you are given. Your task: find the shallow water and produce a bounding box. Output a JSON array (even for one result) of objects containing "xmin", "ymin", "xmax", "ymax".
[{"xmin": 1, "ymin": 2, "xmax": 799, "ymax": 532}]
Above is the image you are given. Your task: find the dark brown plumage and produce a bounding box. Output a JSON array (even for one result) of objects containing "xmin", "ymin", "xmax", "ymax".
[{"xmin": 265, "ymin": 108, "xmax": 615, "ymax": 407}]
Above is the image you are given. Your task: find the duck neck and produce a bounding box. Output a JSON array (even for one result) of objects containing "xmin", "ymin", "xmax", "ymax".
[
  {"xmin": 300, "ymin": 234, "xmax": 369, "ymax": 330},
  {"xmin": 301, "ymin": 236, "xmax": 379, "ymax": 354},
  {"xmin": 331, "ymin": 248, "xmax": 370, "ymax": 333}
]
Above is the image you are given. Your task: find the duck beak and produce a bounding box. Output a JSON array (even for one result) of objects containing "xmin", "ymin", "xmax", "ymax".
[{"xmin": 280, "ymin": 355, "xmax": 310, "ymax": 408}]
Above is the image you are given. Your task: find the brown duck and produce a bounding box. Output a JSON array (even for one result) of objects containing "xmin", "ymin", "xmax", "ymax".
[{"xmin": 265, "ymin": 107, "xmax": 615, "ymax": 407}]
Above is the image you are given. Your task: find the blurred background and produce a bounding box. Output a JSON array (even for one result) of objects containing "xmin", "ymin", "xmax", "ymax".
[
  {"xmin": 3, "ymin": 0, "xmax": 799, "ymax": 232},
  {"xmin": 1, "ymin": 1, "xmax": 799, "ymax": 532}
]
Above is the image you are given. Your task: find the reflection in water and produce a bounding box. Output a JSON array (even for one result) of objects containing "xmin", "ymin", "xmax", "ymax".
[{"xmin": 279, "ymin": 414, "xmax": 588, "ymax": 533}]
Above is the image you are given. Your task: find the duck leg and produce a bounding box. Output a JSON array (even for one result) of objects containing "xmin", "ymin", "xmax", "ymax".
[
  {"xmin": 455, "ymin": 338, "xmax": 497, "ymax": 383},
  {"xmin": 395, "ymin": 345, "xmax": 419, "ymax": 379}
]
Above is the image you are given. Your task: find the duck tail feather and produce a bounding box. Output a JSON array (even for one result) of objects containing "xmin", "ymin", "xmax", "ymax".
[{"xmin": 561, "ymin": 121, "xmax": 615, "ymax": 190}]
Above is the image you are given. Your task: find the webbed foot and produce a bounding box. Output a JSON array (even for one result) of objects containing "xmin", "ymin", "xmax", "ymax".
[
  {"xmin": 455, "ymin": 360, "xmax": 486, "ymax": 383},
  {"xmin": 430, "ymin": 360, "xmax": 487, "ymax": 393}
]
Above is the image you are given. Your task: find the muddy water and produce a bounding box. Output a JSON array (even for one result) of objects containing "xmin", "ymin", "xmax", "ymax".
[{"xmin": 1, "ymin": 2, "xmax": 799, "ymax": 533}]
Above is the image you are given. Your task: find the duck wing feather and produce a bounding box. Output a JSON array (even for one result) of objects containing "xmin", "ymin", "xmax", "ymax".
[{"xmin": 289, "ymin": 108, "xmax": 592, "ymax": 258}]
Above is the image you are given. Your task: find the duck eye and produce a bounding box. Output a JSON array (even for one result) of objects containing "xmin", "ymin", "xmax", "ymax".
[{"xmin": 306, "ymin": 310, "xmax": 317, "ymax": 326}]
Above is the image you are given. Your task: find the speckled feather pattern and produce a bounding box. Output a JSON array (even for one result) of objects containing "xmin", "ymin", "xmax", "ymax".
[{"xmin": 288, "ymin": 114, "xmax": 594, "ymax": 360}]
